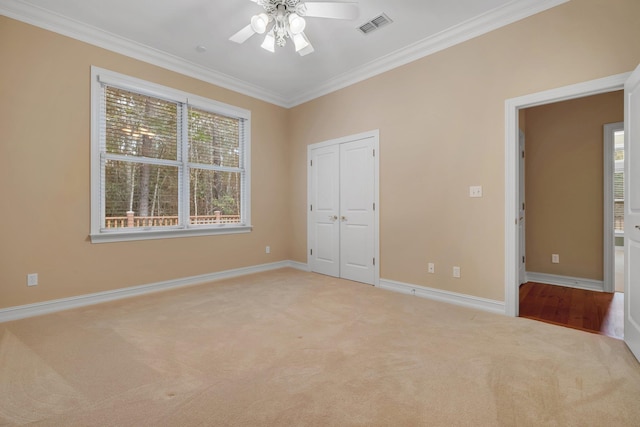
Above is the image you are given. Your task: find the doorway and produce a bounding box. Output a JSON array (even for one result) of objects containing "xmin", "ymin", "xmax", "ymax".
[
  {"xmin": 504, "ymin": 73, "xmax": 630, "ymax": 317},
  {"xmin": 520, "ymin": 92, "xmax": 623, "ymax": 294},
  {"xmin": 515, "ymin": 91, "xmax": 624, "ymax": 338},
  {"xmin": 307, "ymin": 130, "xmax": 380, "ymax": 285}
]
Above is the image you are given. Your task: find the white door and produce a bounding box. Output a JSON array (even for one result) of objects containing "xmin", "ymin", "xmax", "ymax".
[
  {"xmin": 308, "ymin": 132, "xmax": 378, "ymax": 285},
  {"xmin": 624, "ymin": 63, "xmax": 640, "ymax": 360},
  {"xmin": 340, "ymin": 140, "xmax": 375, "ymax": 284},
  {"xmin": 518, "ymin": 130, "xmax": 526, "ymax": 285},
  {"xmin": 309, "ymin": 145, "xmax": 340, "ymax": 278}
]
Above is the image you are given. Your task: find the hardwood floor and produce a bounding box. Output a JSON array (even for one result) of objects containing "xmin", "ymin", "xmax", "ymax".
[{"xmin": 519, "ymin": 282, "xmax": 624, "ymax": 340}]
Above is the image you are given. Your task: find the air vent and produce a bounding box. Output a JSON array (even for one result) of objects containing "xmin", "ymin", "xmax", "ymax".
[{"xmin": 358, "ymin": 13, "xmax": 393, "ymax": 35}]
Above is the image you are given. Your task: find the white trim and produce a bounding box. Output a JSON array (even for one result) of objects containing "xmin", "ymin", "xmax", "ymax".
[
  {"xmin": 378, "ymin": 279, "xmax": 505, "ymax": 315},
  {"xmin": 307, "ymin": 130, "xmax": 379, "ymax": 151},
  {"xmin": 287, "ymin": 261, "xmax": 311, "ymax": 272},
  {"xmin": 307, "ymin": 130, "xmax": 380, "ymax": 286},
  {"xmin": 90, "ymin": 226, "xmax": 253, "ymax": 244},
  {"xmin": 505, "ymin": 73, "xmax": 630, "ymax": 317},
  {"xmin": 0, "ymin": 261, "xmax": 306, "ymax": 323},
  {"xmin": 0, "ymin": 0, "xmax": 568, "ymax": 108},
  {"xmin": 289, "ymin": 0, "xmax": 570, "ymax": 107},
  {"xmin": 526, "ymin": 272, "xmax": 605, "ymax": 292},
  {"xmin": 604, "ymin": 122, "xmax": 625, "ymax": 293}
]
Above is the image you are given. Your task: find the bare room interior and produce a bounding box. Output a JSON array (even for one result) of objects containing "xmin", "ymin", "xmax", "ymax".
[{"xmin": 2, "ymin": 0, "xmax": 640, "ymax": 425}]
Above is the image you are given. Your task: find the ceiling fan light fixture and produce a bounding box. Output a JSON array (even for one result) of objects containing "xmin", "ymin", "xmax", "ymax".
[
  {"xmin": 250, "ymin": 13, "xmax": 269, "ymax": 34},
  {"xmin": 288, "ymin": 13, "xmax": 306, "ymax": 34},
  {"xmin": 231, "ymin": 1, "xmax": 359, "ymax": 55},
  {"xmin": 292, "ymin": 32, "xmax": 309, "ymax": 52},
  {"xmin": 261, "ymin": 29, "xmax": 276, "ymax": 52}
]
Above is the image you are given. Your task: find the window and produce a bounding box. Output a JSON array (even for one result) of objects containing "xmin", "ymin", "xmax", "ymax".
[
  {"xmin": 91, "ymin": 67, "xmax": 251, "ymax": 243},
  {"xmin": 613, "ymin": 130, "xmax": 624, "ymax": 234}
]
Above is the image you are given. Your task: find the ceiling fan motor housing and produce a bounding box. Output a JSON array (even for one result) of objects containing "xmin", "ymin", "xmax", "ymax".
[
  {"xmin": 256, "ymin": 0, "xmax": 307, "ymax": 47},
  {"xmin": 257, "ymin": 0, "xmax": 306, "ymax": 16}
]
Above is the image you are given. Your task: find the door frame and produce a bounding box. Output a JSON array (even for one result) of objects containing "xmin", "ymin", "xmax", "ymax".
[
  {"xmin": 518, "ymin": 129, "xmax": 526, "ymax": 285},
  {"xmin": 603, "ymin": 121, "xmax": 625, "ymax": 293},
  {"xmin": 307, "ymin": 129, "xmax": 380, "ymax": 286},
  {"xmin": 504, "ymin": 73, "xmax": 630, "ymax": 316}
]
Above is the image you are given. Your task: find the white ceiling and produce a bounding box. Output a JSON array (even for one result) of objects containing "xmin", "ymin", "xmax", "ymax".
[{"xmin": 1, "ymin": 0, "xmax": 568, "ymax": 107}]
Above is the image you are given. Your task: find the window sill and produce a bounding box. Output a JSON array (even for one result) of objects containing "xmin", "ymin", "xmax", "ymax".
[{"xmin": 90, "ymin": 225, "xmax": 252, "ymax": 244}]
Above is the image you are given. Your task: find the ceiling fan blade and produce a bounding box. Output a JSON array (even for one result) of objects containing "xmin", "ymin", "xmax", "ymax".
[
  {"xmin": 302, "ymin": 2, "xmax": 359, "ymax": 20},
  {"xmin": 229, "ymin": 24, "xmax": 256, "ymax": 44}
]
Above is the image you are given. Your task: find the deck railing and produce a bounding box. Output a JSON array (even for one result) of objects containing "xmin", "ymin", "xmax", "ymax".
[{"xmin": 105, "ymin": 211, "xmax": 240, "ymax": 228}]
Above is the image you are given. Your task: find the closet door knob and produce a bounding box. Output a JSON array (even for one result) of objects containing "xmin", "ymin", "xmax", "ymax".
[
  {"xmin": 329, "ymin": 215, "xmax": 338, "ymax": 221},
  {"xmin": 341, "ymin": 216, "xmax": 347, "ymax": 221}
]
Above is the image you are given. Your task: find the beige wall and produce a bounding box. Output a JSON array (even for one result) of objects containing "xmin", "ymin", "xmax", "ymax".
[
  {"xmin": 524, "ymin": 91, "xmax": 623, "ymax": 280},
  {"xmin": 0, "ymin": 17, "xmax": 290, "ymax": 309},
  {"xmin": 2, "ymin": 0, "xmax": 640, "ymax": 310},
  {"xmin": 288, "ymin": 0, "xmax": 640, "ymax": 301}
]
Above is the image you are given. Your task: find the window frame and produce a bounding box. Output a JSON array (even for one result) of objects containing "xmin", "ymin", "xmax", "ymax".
[{"xmin": 90, "ymin": 67, "xmax": 251, "ymax": 243}]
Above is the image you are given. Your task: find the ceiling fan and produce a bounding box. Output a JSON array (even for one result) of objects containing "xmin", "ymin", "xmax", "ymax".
[{"xmin": 229, "ymin": 0, "xmax": 359, "ymax": 56}]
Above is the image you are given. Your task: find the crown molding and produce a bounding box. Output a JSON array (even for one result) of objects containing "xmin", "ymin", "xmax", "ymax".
[
  {"xmin": 287, "ymin": 0, "xmax": 570, "ymax": 107},
  {"xmin": 0, "ymin": 0, "xmax": 290, "ymax": 107},
  {"xmin": 1, "ymin": 0, "xmax": 569, "ymax": 109}
]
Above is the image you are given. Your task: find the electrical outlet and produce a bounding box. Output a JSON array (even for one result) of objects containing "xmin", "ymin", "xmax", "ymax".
[
  {"xmin": 552, "ymin": 254, "xmax": 559, "ymax": 264},
  {"xmin": 469, "ymin": 186, "xmax": 483, "ymax": 198},
  {"xmin": 428, "ymin": 263, "xmax": 435, "ymax": 274},
  {"xmin": 265, "ymin": 246, "xmax": 271, "ymax": 254},
  {"xmin": 453, "ymin": 266, "xmax": 461, "ymax": 278},
  {"xmin": 27, "ymin": 273, "xmax": 38, "ymax": 286}
]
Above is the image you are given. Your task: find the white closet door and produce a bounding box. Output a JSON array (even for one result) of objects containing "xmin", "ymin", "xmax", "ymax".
[
  {"xmin": 309, "ymin": 145, "xmax": 340, "ymax": 278},
  {"xmin": 308, "ymin": 133, "xmax": 378, "ymax": 285},
  {"xmin": 339, "ymin": 139, "xmax": 375, "ymax": 284}
]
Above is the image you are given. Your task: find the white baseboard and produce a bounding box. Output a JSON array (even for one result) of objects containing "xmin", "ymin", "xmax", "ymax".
[
  {"xmin": 2, "ymin": 261, "xmax": 511, "ymax": 323},
  {"xmin": 0, "ymin": 260, "xmax": 307, "ymax": 323},
  {"xmin": 287, "ymin": 260, "xmax": 310, "ymax": 272},
  {"xmin": 378, "ymin": 279, "xmax": 505, "ymax": 315},
  {"xmin": 525, "ymin": 272, "xmax": 604, "ymax": 292}
]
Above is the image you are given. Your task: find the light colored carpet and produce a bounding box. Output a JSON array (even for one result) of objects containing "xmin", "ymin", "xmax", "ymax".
[{"xmin": 1, "ymin": 268, "xmax": 639, "ymax": 426}]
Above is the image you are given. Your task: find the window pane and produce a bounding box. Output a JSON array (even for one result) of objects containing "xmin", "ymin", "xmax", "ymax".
[
  {"xmin": 105, "ymin": 87, "xmax": 178, "ymax": 160},
  {"xmin": 189, "ymin": 168, "xmax": 241, "ymax": 224},
  {"xmin": 614, "ymin": 149, "xmax": 624, "ymax": 162},
  {"xmin": 614, "ymin": 130, "xmax": 624, "ymax": 148},
  {"xmin": 188, "ymin": 107, "xmax": 240, "ymax": 168},
  {"xmin": 104, "ymin": 160, "xmax": 179, "ymax": 228}
]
